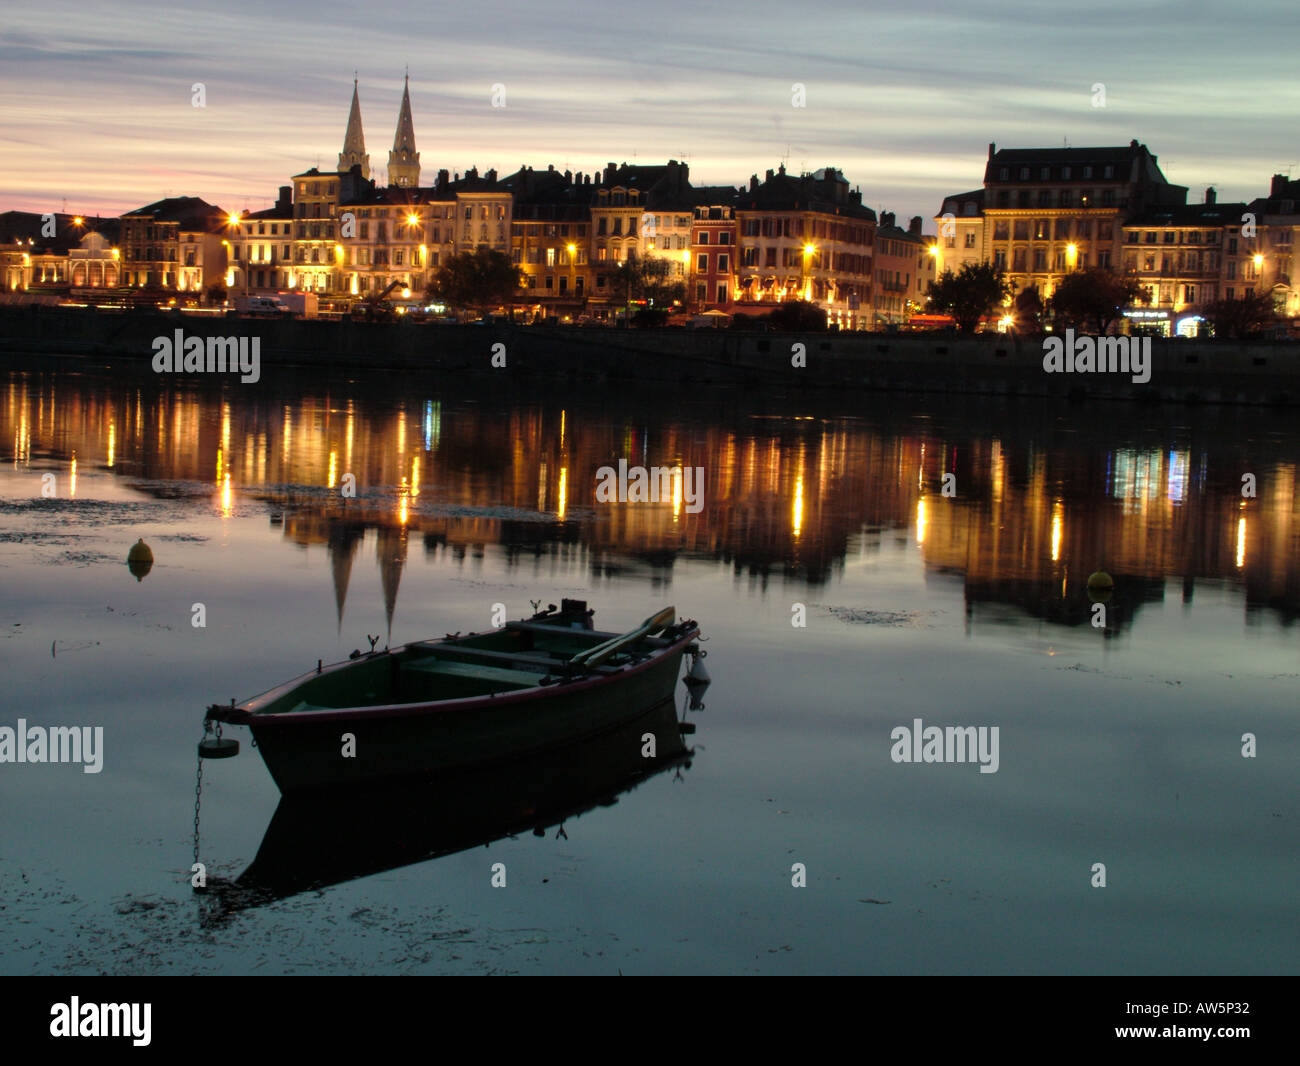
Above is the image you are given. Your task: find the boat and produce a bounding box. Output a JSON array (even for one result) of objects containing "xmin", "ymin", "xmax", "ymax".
[
  {"xmin": 203, "ymin": 599, "xmax": 702, "ymax": 793},
  {"xmin": 196, "ymin": 696, "xmax": 693, "ymax": 920}
]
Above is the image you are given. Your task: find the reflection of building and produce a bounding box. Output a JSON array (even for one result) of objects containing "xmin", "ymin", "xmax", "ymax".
[{"xmin": 7, "ymin": 374, "xmax": 1299, "ymax": 630}]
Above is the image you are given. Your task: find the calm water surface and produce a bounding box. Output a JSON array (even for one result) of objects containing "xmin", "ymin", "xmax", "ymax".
[{"xmin": 1, "ymin": 363, "xmax": 1296, "ymax": 974}]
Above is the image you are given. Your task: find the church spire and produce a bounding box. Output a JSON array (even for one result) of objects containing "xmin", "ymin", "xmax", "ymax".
[
  {"xmin": 387, "ymin": 73, "xmax": 420, "ymax": 188},
  {"xmin": 338, "ymin": 76, "xmax": 370, "ymax": 179}
]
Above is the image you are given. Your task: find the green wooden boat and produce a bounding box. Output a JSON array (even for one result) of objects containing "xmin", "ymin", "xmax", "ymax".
[{"xmin": 204, "ymin": 600, "xmax": 701, "ymax": 793}]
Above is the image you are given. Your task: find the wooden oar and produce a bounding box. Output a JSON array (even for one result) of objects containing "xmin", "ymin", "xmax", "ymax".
[{"xmin": 570, "ymin": 607, "xmax": 675, "ymax": 668}]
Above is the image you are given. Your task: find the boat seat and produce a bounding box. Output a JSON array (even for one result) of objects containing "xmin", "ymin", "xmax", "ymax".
[{"xmin": 402, "ymin": 658, "xmax": 545, "ymax": 686}]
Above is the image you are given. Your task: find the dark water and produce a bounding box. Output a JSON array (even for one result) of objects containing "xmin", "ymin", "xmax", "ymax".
[{"xmin": 1, "ymin": 363, "xmax": 1296, "ymax": 974}]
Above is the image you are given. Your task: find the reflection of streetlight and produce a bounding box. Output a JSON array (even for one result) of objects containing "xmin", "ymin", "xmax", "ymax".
[{"xmin": 1066, "ymin": 243, "xmax": 1078, "ymax": 270}]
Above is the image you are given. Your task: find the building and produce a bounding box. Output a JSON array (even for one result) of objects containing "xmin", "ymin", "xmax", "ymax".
[
  {"xmin": 872, "ymin": 214, "xmax": 938, "ymax": 327},
  {"xmin": 932, "ymin": 189, "xmax": 984, "ymax": 276},
  {"xmin": 981, "ymin": 140, "xmax": 1186, "ymax": 302},
  {"xmin": 387, "ymin": 75, "xmax": 420, "ymax": 189},
  {"xmin": 504, "ymin": 166, "xmax": 594, "ymax": 320},
  {"xmin": 689, "ymin": 188, "xmax": 739, "ymax": 314},
  {"xmin": 733, "ymin": 165, "xmax": 876, "ymax": 329},
  {"xmin": 118, "ymin": 197, "xmax": 227, "ymax": 299},
  {"xmin": 1244, "ymin": 174, "xmax": 1300, "ymax": 322},
  {"xmin": 1119, "ymin": 190, "xmax": 1245, "ymax": 336},
  {"xmin": 0, "ymin": 212, "xmax": 121, "ymax": 294}
]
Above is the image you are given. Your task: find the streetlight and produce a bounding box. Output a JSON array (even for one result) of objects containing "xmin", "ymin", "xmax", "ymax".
[{"xmin": 226, "ymin": 212, "xmax": 244, "ymax": 295}]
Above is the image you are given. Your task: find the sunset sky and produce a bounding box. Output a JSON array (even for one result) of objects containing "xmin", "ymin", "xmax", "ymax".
[{"xmin": 4, "ymin": 0, "xmax": 1299, "ymax": 224}]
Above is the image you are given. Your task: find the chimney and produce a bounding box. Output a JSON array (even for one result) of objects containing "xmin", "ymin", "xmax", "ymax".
[
  {"xmin": 881, "ymin": 211, "xmax": 894, "ymax": 229},
  {"xmin": 750, "ymin": 174, "xmax": 759, "ymax": 192},
  {"xmin": 777, "ymin": 163, "xmax": 786, "ymax": 176},
  {"xmin": 1272, "ymin": 174, "xmax": 1288, "ymax": 197},
  {"xmin": 437, "ymin": 168, "xmax": 449, "ymax": 189},
  {"xmin": 908, "ymin": 215, "xmax": 922, "ymax": 235},
  {"xmin": 563, "ymin": 169, "xmax": 572, "ymax": 183},
  {"xmin": 765, "ymin": 169, "xmax": 774, "ymax": 182},
  {"xmin": 1130, "ymin": 139, "xmax": 1139, "ymax": 148},
  {"xmin": 988, "ymin": 142, "xmax": 996, "ymax": 159},
  {"xmin": 277, "ymin": 185, "xmax": 292, "ymax": 210},
  {"xmin": 486, "ymin": 168, "xmax": 497, "ymax": 183},
  {"xmin": 1204, "ymin": 187, "xmax": 1216, "ymax": 205}
]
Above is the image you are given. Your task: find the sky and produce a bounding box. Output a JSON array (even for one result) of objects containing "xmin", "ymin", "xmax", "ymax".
[{"xmin": 3, "ymin": 0, "xmax": 1299, "ymax": 226}]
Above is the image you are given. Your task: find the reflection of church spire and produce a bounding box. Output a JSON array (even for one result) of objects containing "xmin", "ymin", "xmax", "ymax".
[
  {"xmin": 328, "ymin": 524, "xmax": 364, "ymax": 633},
  {"xmin": 377, "ymin": 524, "xmax": 409, "ymax": 640}
]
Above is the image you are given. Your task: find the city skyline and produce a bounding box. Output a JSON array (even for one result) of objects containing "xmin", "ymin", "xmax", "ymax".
[{"xmin": 4, "ymin": 1, "xmax": 1300, "ymax": 222}]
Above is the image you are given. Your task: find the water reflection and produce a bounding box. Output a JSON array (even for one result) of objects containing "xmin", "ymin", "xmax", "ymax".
[
  {"xmin": 197, "ymin": 696, "xmax": 693, "ymax": 922},
  {"xmin": 3, "ymin": 370, "xmax": 1297, "ymax": 633}
]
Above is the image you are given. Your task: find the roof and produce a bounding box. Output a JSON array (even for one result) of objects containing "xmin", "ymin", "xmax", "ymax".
[
  {"xmin": 984, "ymin": 142, "xmax": 1167, "ymax": 185},
  {"xmin": 937, "ymin": 189, "xmax": 984, "ymax": 216},
  {"xmin": 736, "ymin": 168, "xmax": 876, "ymax": 221},
  {"xmin": 1125, "ymin": 201, "xmax": 1249, "ymax": 227},
  {"xmin": 121, "ymin": 196, "xmax": 227, "ymax": 231},
  {"xmin": 0, "ymin": 211, "xmax": 121, "ymax": 252}
]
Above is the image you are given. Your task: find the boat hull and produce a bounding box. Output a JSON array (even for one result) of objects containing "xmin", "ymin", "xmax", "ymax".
[{"xmin": 245, "ymin": 635, "xmax": 691, "ymax": 793}]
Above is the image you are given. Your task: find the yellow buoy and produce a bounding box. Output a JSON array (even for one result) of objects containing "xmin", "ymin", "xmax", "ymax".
[{"xmin": 127, "ymin": 538, "xmax": 154, "ymax": 581}]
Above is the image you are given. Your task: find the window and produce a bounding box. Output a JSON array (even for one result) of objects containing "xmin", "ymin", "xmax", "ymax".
[
  {"xmin": 999, "ymin": 167, "xmax": 1009, "ymax": 180},
  {"xmin": 1012, "ymin": 249, "xmax": 1026, "ymax": 271},
  {"xmin": 1096, "ymin": 250, "xmax": 1111, "ymax": 268},
  {"xmin": 696, "ymin": 283, "xmax": 707, "ymax": 301},
  {"xmin": 1103, "ymin": 165, "xmax": 1114, "ymax": 179},
  {"xmin": 1032, "ymin": 249, "xmax": 1046, "ymax": 271},
  {"xmin": 1033, "ymin": 219, "xmax": 1049, "ymax": 240},
  {"xmin": 965, "ymin": 232, "xmax": 977, "ymax": 248},
  {"xmin": 719, "ymin": 232, "xmax": 730, "ymax": 245},
  {"xmin": 697, "ymin": 253, "xmax": 708, "ymax": 272},
  {"xmin": 993, "ymin": 250, "xmax": 1007, "ymax": 269},
  {"xmin": 1019, "ymin": 167, "xmax": 1030, "ymax": 180},
  {"xmin": 546, "ymin": 248, "xmax": 556, "ymax": 266},
  {"xmin": 743, "ymin": 248, "xmax": 758, "ymax": 266},
  {"xmin": 1227, "ymin": 260, "xmax": 1237, "ymax": 279},
  {"xmin": 394, "ymin": 250, "xmax": 403, "ymax": 265},
  {"xmin": 995, "ymin": 220, "xmax": 1011, "ymax": 240},
  {"xmin": 718, "ymin": 254, "xmax": 729, "ymax": 272},
  {"xmin": 1056, "ymin": 219, "xmax": 1071, "ymax": 239},
  {"xmin": 698, "ymin": 232, "xmax": 709, "ymax": 244},
  {"xmin": 945, "ymin": 236, "xmax": 956, "ymax": 248},
  {"xmin": 1163, "ymin": 231, "xmax": 1176, "ymax": 244},
  {"xmin": 544, "ymin": 276, "xmax": 553, "ymax": 289},
  {"xmin": 717, "ymin": 283, "xmax": 727, "ymax": 303},
  {"xmin": 1038, "ymin": 191, "xmax": 1052, "ymax": 206},
  {"xmin": 1011, "ymin": 220, "xmax": 1027, "ymax": 240}
]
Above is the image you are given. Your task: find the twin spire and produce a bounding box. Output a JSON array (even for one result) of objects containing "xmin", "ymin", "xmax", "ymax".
[{"xmin": 337, "ymin": 74, "xmax": 420, "ymax": 188}]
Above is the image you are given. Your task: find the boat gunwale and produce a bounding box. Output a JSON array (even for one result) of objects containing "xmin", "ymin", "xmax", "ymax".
[{"xmin": 217, "ymin": 624, "xmax": 699, "ymax": 728}]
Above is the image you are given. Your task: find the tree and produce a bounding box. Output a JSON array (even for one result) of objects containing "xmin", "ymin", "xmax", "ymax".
[
  {"xmin": 766, "ymin": 300, "xmax": 827, "ymax": 332},
  {"xmin": 1201, "ymin": 290, "xmax": 1279, "ymax": 339},
  {"xmin": 926, "ymin": 263, "xmax": 1011, "ymax": 333},
  {"xmin": 206, "ymin": 283, "xmax": 228, "ymax": 306},
  {"xmin": 1012, "ymin": 284, "xmax": 1044, "ymax": 334},
  {"xmin": 611, "ymin": 254, "xmax": 686, "ymax": 311},
  {"xmin": 1049, "ymin": 267, "xmax": 1141, "ymax": 334},
  {"xmin": 426, "ymin": 246, "xmax": 523, "ymax": 314}
]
